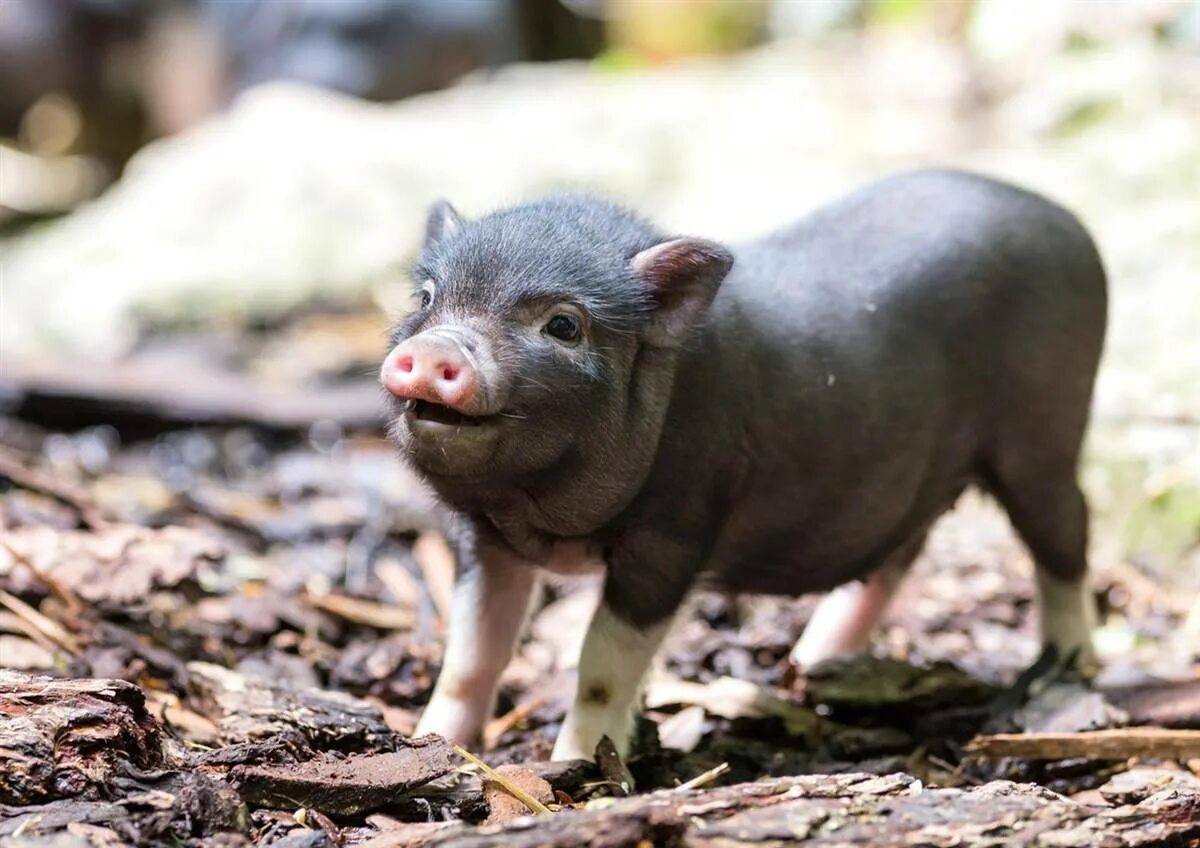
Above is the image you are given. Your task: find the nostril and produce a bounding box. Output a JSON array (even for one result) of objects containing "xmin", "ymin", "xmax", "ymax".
[
  {"xmin": 442, "ymin": 366, "xmax": 459, "ymax": 381},
  {"xmin": 397, "ymin": 355, "xmax": 414, "ymax": 373}
]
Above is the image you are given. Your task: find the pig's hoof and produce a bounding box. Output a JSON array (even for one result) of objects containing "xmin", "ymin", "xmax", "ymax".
[
  {"xmin": 414, "ymin": 697, "xmax": 483, "ymax": 746},
  {"xmin": 1054, "ymin": 641, "xmax": 1100, "ymax": 680},
  {"xmin": 550, "ymin": 747, "xmax": 591, "ymax": 763}
]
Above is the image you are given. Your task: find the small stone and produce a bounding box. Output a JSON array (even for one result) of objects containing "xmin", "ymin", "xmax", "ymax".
[{"xmin": 482, "ymin": 765, "xmax": 554, "ymax": 825}]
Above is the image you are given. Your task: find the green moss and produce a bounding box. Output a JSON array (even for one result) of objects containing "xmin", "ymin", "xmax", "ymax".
[{"xmin": 1047, "ymin": 98, "xmax": 1123, "ymax": 138}]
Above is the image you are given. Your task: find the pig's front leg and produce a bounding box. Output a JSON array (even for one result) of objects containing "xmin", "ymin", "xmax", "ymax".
[
  {"xmin": 551, "ymin": 599, "xmax": 671, "ymax": 761},
  {"xmin": 550, "ymin": 539, "xmax": 698, "ymax": 762},
  {"xmin": 415, "ymin": 550, "xmax": 539, "ymax": 745}
]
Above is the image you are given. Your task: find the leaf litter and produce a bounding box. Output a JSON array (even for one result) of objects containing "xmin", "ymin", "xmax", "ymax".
[{"xmin": 0, "ymin": 311, "xmax": 1196, "ymax": 847}]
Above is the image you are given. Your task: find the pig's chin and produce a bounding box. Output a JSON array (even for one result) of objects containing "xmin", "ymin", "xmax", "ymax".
[{"xmin": 395, "ymin": 402, "xmax": 502, "ymax": 478}]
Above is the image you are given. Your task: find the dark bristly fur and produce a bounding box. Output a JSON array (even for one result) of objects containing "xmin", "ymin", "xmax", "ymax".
[
  {"xmin": 386, "ymin": 169, "xmax": 1107, "ymax": 757},
  {"xmin": 388, "ymin": 169, "xmax": 1105, "ymax": 626}
]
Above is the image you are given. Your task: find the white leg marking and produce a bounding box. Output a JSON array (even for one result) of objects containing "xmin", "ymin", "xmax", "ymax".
[
  {"xmin": 415, "ymin": 556, "xmax": 539, "ymax": 745},
  {"xmin": 790, "ymin": 562, "xmax": 908, "ymax": 669},
  {"xmin": 551, "ymin": 602, "xmax": 670, "ymax": 761},
  {"xmin": 1037, "ymin": 569, "xmax": 1097, "ymax": 672}
]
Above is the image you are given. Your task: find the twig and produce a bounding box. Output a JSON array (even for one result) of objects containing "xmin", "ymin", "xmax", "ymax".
[
  {"xmin": 0, "ymin": 610, "xmax": 61, "ymax": 656},
  {"xmin": 1, "ymin": 538, "xmax": 85, "ymax": 619},
  {"xmin": 967, "ymin": 728, "xmax": 1200, "ymax": 760},
  {"xmin": 376, "ymin": 561, "xmax": 421, "ymax": 607},
  {"xmin": 304, "ymin": 592, "xmax": 414, "ymax": 630},
  {"xmin": 452, "ymin": 745, "xmax": 552, "ymax": 816},
  {"xmin": 0, "ymin": 447, "xmax": 107, "ymax": 529},
  {"xmin": 675, "ymin": 762, "xmax": 730, "ymax": 792},
  {"xmin": 0, "ymin": 587, "xmax": 81, "ymax": 654},
  {"xmin": 483, "ymin": 694, "xmax": 548, "ymax": 750}
]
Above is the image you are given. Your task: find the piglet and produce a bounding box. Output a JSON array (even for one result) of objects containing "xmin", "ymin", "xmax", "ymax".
[{"xmin": 381, "ymin": 169, "xmax": 1106, "ymax": 761}]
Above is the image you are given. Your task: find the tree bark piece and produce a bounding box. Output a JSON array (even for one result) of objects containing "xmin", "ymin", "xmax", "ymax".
[
  {"xmin": 1098, "ymin": 767, "xmax": 1200, "ymax": 805},
  {"xmin": 803, "ymin": 655, "xmax": 998, "ymax": 714},
  {"xmin": 1106, "ymin": 679, "xmax": 1200, "ymax": 729},
  {"xmin": 967, "ymin": 728, "xmax": 1200, "ymax": 760},
  {"xmin": 409, "ymin": 772, "xmax": 1200, "ymax": 848},
  {"xmin": 231, "ymin": 742, "xmax": 452, "ymax": 816},
  {"xmin": 0, "ymin": 772, "xmax": 249, "ymax": 845},
  {"xmin": 0, "ymin": 672, "xmax": 163, "ymax": 805},
  {"xmin": 186, "ymin": 662, "xmax": 399, "ymax": 752},
  {"xmin": 386, "ymin": 758, "xmax": 598, "ymax": 823}
]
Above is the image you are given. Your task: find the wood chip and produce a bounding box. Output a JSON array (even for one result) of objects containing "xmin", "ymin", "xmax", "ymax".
[
  {"xmin": 231, "ymin": 743, "xmax": 452, "ymax": 815},
  {"xmin": 675, "ymin": 762, "xmax": 730, "ymax": 792},
  {"xmin": 145, "ymin": 691, "xmax": 221, "ymax": 745},
  {"xmin": 0, "ymin": 634, "xmax": 57, "ymax": 671},
  {"xmin": 0, "ymin": 537, "xmax": 85, "ymax": 618},
  {"xmin": 453, "ymin": 745, "xmax": 552, "ymax": 816},
  {"xmin": 482, "ymin": 765, "xmax": 555, "ymax": 825},
  {"xmin": 412, "ymin": 531, "xmax": 456, "ymax": 626},
  {"xmin": 305, "ymin": 592, "xmax": 414, "ymax": 630},
  {"xmin": 656, "ymin": 705, "xmax": 707, "ymax": 753},
  {"xmin": 967, "ymin": 727, "xmax": 1200, "ymax": 760},
  {"xmin": 376, "ymin": 560, "xmax": 423, "ymax": 608},
  {"xmin": 594, "ymin": 735, "xmax": 635, "ymax": 797},
  {"xmin": 645, "ymin": 676, "xmax": 819, "ymax": 740}
]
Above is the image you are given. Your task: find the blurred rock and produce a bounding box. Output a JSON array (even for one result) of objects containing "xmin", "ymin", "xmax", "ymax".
[
  {"xmin": 5, "ymin": 32, "xmax": 1194, "ymax": 371},
  {"xmin": 1, "ymin": 26, "xmax": 1196, "ymax": 580}
]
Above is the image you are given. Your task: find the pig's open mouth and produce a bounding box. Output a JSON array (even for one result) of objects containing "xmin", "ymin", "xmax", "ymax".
[{"xmin": 405, "ymin": 399, "xmax": 490, "ymax": 427}]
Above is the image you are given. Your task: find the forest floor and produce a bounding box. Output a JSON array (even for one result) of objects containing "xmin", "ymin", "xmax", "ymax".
[
  {"xmin": 2, "ymin": 18, "xmax": 1199, "ymax": 846},
  {"xmin": 1, "ymin": 304, "xmax": 1198, "ymax": 847}
]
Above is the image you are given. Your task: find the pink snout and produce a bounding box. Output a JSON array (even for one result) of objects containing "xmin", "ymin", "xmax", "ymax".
[{"xmin": 381, "ymin": 334, "xmax": 479, "ymax": 410}]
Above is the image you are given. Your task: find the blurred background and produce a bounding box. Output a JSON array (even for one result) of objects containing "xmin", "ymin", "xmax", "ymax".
[{"xmin": 1, "ymin": 0, "xmax": 1197, "ymax": 674}]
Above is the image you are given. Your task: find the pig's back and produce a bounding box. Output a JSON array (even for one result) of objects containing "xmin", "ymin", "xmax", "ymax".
[
  {"xmin": 661, "ymin": 169, "xmax": 1106, "ymax": 594},
  {"xmin": 729, "ymin": 169, "xmax": 1104, "ymax": 351}
]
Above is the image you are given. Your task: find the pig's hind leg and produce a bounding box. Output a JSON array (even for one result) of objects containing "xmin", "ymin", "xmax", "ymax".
[
  {"xmin": 789, "ymin": 538, "xmax": 921, "ymax": 669},
  {"xmin": 981, "ymin": 251, "xmax": 1104, "ymax": 673},
  {"xmin": 987, "ymin": 455, "xmax": 1098, "ymax": 673}
]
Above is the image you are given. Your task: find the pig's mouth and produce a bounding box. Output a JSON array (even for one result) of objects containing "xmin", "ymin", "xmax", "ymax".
[{"xmin": 405, "ymin": 399, "xmax": 491, "ymax": 428}]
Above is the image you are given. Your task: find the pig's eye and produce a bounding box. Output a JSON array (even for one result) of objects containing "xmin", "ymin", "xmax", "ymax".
[
  {"xmin": 417, "ymin": 282, "xmax": 435, "ymax": 310},
  {"xmin": 544, "ymin": 314, "xmax": 581, "ymax": 343}
]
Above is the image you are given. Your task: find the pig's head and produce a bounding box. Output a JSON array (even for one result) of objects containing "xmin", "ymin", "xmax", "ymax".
[{"xmin": 382, "ymin": 196, "xmax": 732, "ymax": 524}]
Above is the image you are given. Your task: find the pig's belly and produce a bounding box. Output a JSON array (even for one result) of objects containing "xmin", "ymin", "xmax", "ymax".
[{"xmin": 702, "ymin": 474, "xmax": 969, "ymax": 597}]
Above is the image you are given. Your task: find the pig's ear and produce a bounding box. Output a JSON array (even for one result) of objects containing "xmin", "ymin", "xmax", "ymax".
[
  {"xmin": 632, "ymin": 238, "xmax": 733, "ymax": 346},
  {"xmin": 424, "ymin": 199, "xmax": 464, "ymax": 248}
]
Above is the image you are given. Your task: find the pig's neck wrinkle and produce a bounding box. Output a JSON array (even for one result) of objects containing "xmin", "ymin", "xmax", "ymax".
[
  {"xmin": 480, "ymin": 449, "xmax": 621, "ymax": 546},
  {"xmin": 540, "ymin": 345, "xmax": 681, "ymax": 528},
  {"xmin": 480, "ymin": 504, "xmax": 558, "ymax": 563},
  {"xmin": 474, "ymin": 345, "xmax": 681, "ymax": 552}
]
